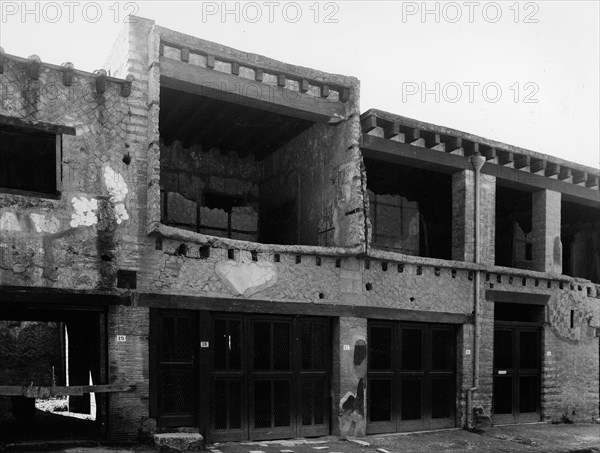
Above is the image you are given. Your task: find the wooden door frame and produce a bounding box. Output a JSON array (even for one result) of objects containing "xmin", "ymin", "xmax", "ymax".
[
  {"xmin": 492, "ymin": 322, "xmax": 542, "ymax": 425},
  {"xmin": 366, "ymin": 321, "xmax": 458, "ymax": 434}
]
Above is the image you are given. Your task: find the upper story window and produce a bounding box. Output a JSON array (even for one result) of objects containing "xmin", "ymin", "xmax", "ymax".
[{"xmin": 0, "ymin": 122, "xmax": 63, "ymax": 197}]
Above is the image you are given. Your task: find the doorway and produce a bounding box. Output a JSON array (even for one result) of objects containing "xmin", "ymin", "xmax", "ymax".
[
  {"xmin": 152, "ymin": 311, "xmax": 330, "ymax": 442},
  {"xmin": 366, "ymin": 321, "xmax": 457, "ymax": 434},
  {"xmin": 493, "ymin": 302, "xmax": 543, "ymax": 424}
]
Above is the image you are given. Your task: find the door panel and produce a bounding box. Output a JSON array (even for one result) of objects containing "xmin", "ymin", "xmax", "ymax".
[
  {"xmin": 210, "ymin": 314, "xmax": 330, "ymax": 442},
  {"xmin": 155, "ymin": 311, "xmax": 198, "ymax": 427},
  {"xmin": 367, "ymin": 322, "xmax": 457, "ymax": 434},
  {"xmin": 493, "ymin": 325, "xmax": 541, "ymax": 424}
]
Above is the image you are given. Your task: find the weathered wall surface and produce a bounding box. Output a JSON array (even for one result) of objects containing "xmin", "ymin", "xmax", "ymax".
[
  {"xmin": 0, "ymin": 58, "xmax": 140, "ymax": 290},
  {"xmin": 261, "ymin": 117, "xmax": 364, "ymax": 248},
  {"xmin": 159, "ymin": 142, "xmax": 260, "ymax": 239},
  {"xmin": 476, "ymin": 278, "xmax": 600, "ymax": 423}
]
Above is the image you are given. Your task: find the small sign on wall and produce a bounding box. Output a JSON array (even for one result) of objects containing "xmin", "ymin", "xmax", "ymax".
[
  {"xmin": 343, "ymin": 345, "xmax": 350, "ymax": 351},
  {"xmin": 547, "ymin": 351, "xmax": 552, "ymax": 356},
  {"xmin": 117, "ymin": 335, "xmax": 126, "ymax": 342},
  {"xmin": 465, "ymin": 349, "xmax": 471, "ymax": 355},
  {"xmin": 201, "ymin": 341, "xmax": 209, "ymax": 348}
]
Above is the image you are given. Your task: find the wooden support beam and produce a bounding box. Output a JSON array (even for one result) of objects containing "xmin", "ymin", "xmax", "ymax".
[
  {"xmin": 445, "ymin": 137, "xmax": 462, "ymax": 153},
  {"xmin": 361, "ymin": 134, "xmax": 468, "ymax": 173},
  {"xmin": 422, "ymin": 131, "xmax": 441, "ymax": 148},
  {"xmin": 481, "ymin": 146, "xmax": 497, "ymax": 161},
  {"xmin": 321, "ymin": 85, "xmax": 330, "ymax": 98},
  {"xmin": 61, "ymin": 62, "xmax": 74, "ymax": 86},
  {"xmin": 299, "ymin": 79, "xmax": 309, "ymax": 93},
  {"xmin": 0, "ymin": 47, "xmax": 5, "ymax": 74},
  {"xmin": 463, "ymin": 141, "xmax": 479, "ymax": 157},
  {"xmin": 120, "ymin": 74, "xmax": 134, "ymax": 97},
  {"xmin": 159, "ymin": 42, "xmax": 165, "ymax": 56},
  {"xmin": 180, "ymin": 47, "xmax": 190, "ymax": 62},
  {"xmin": 586, "ymin": 174, "xmax": 599, "ymax": 188},
  {"xmin": 514, "ymin": 154, "xmax": 530, "ymax": 169},
  {"xmin": 498, "ymin": 151, "xmax": 514, "ymax": 165},
  {"xmin": 231, "ymin": 62, "xmax": 240, "ymax": 75},
  {"xmin": 160, "ymin": 57, "xmax": 346, "ymax": 123},
  {"xmin": 530, "ymin": 159, "xmax": 546, "ymax": 174},
  {"xmin": 545, "ymin": 162, "xmax": 559, "ymax": 177},
  {"xmin": 559, "ymin": 167, "xmax": 572, "ymax": 180},
  {"xmin": 277, "ymin": 74, "xmax": 286, "ymax": 87},
  {"xmin": 138, "ymin": 292, "xmax": 468, "ymax": 324},
  {"xmin": 0, "ymin": 114, "xmax": 76, "ymax": 135},
  {"xmin": 255, "ymin": 69, "xmax": 263, "ymax": 82},
  {"xmin": 27, "ymin": 55, "xmax": 41, "ymax": 80},
  {"xmin": 361, "ymin": 133, "xmax": 600, "ymax": 206},
  {"xmin": 0, "ymin": 384, "xmax": 136, "ymax": 398},
  {"xmin": 95, "ymin": 69, "xmax": 107, "ymax": 95},
  {"xmin": 382, "ymin": 121, "xmax": 400, "ymax": 139},
  {"xmin": 400, "ymin": 127, "xmax": 420, "ymax": 144},
  {"xmin": 573, "ymin": 170, "xmax": 586, "ymax": 184},
  {"xmin": 361, "ymin": 115, "xmax": 378, "ymax": 133}
]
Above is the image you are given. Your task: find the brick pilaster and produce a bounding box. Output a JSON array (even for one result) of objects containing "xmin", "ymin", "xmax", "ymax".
[{"xmin": 532, "ymin": 189, "xmax": 562, "ymax": 273}]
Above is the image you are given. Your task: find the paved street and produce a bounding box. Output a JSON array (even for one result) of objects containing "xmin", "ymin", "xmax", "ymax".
[{"xmin": 4, "ymin": 423, "xmax": 597, "ymax": 453}]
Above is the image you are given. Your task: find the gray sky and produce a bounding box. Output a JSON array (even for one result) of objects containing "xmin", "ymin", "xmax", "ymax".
[{"xmin": 1, "ymin": 1, "xmax": 599, "ymax": 168}]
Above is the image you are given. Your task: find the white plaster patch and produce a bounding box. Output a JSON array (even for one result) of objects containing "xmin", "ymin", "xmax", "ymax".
[
  {"xmin": 114, "ymin": 203, "xmax": 129, "ymax": 224},
  {"xmin": 215, "ymin": 260, "xmax": 278, "ymax": 297},
  {"xmin": 30, "ymin": 213, "xmax": 60, "ymax": 233},
  {"xmin": 0, "ymin": 212, "xmax": 20, "ymax": 231},
  {"xmin": 70, "ymin": 196, "xmax": 98, "ymax": 227},
  {"xmin": 103, "ymin": 165, "xmax": 128, "ymax": 202}
]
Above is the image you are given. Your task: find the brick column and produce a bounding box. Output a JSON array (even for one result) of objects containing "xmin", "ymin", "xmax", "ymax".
[
  {"xmin": 532, "ymin": 190, "xmax": 562, "ymax": 273},
  {"xmin": 452, "ymin": 170, "xmax": 496, "ymax": 264},
  {"xmin": 331, "ymin": 317, "xmax": 367, "ymax": 437},
  {"xmin": 107, "ymin": 306, "xmax": 151, "ymax": 441}
]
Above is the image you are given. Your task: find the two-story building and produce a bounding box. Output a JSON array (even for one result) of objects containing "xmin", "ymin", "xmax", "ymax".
[{"xmin": 1, "ymin": 17, "xmax": 598, "ymax": 444}]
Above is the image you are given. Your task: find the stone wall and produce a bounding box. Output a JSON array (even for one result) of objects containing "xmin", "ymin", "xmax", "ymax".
[{"xmin": 0, "ymin": 57, "xmax": 140, "ymax": 290}]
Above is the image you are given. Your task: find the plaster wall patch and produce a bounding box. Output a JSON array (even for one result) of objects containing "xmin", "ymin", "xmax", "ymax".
[
  {"xmin": 30, "ymin": 213, "xmax": 60, "ymax": 233},
  {"xmin": 215, "ymin": 260, "xmax": 278, "ymax": 297},
  {"xmin": 0, "ymin": 212, "xmax": 20, "ymax": 231},
  {"xmin": 70, "ymin": 196, "xmax": 98, "ymax": 227}
]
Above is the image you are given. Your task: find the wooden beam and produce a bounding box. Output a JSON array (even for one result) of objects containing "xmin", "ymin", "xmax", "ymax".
[
  {"xmin": 362, "ymin": 134, "xmax": 600, "ymax": 206},
  {"xmin": 299, "ymin": 79, "xmax": 309, "ymax": 93},
  {"xmin": 498, "ymin": 151, "xmax": 514, "ymax": 165},
  {"xmin": 573, "ymin": 170, "xmax": 586, "ymax": 184},
  {"xmin": 321, "ymin": 85, "xmax": 330, "ymax": 98},
  {"xmin": 545, "ymin": 162, "xmax": 559, "ymax": 177},
  {"xmin": 160, "ymin": 57, "xmax": 346, "ymax": 124},
  {"xmin": 361, "ymin": 115, "xmax": 378, "ymax": 133},
  {"xmin": 0, "ymin": 384, "xmax": 136, "ymax": 398},
  {"xmin": 0, "ymin": 285, "xmax": 127, "ymax": 308},
  {"xmin": 277, "ymin": 74, "xmax": 286, "ymax": 87},
  {"xmin": 0, "ymin": 114, "xmax": 76, "ymax": 135},
  {"xmin": 586, "ymin": 174, "xmax": 599, "ymax": 188},
  {"xmin": 445, "ymin": 137, "xmax": 462, "ymax": 153},
  {"xmin": 231, "ymin": 62, "xmax": 240, "ymax": 75},
  {"xmin": 382, "ymin": 121, "xmax": 400, "ymax": 139},
  {"xmin": 559, "ymin": 167, "xmax": 572, "ymax": 180},
  {"xmin": 361, "ymin": 134, "xmax": 468, "ymax": 173},
  {"xmin": 480, "ymin": 146, "xmax": 496, "ymax": 161},
  {"xmin": 530, "ymin": 159, "xmax": 546, "ymax": 173},
  {"xmin": 422, "ymin": 131, "xmax": 441, "ymax": 148},
  {"xmin": 400, "ymin": 127, "xmax": 420, "ymax": 144},
  {"xmin": 463, "ymin": 141, "xmax": 479, "ymax": 157},
  {"xmin": 137, "ymin": 293, "xmax": 468, "ymax": 324},
  {"xmin": 514, "ymin": 154, "xmax": 530, "ymax": 169},
  {"xmin": 254, "ymin": 69, "xmax": 263, "ymax": 82}
]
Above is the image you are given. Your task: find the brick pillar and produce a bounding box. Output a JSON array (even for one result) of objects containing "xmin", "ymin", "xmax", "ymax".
[
  {"xmin": 532, "ymin": 190, "xmax": 562, "ymax": 273},
  {"xmin": 331, "ymin": 317, "xmax": 367, "ymax": 438},
  {"xmin": 107, "ymin": 306, "xmax": 150, "ymax": 441},
  {"xmin": 452, "ymin": 170, "xmax": 496, "ymax": 264}
]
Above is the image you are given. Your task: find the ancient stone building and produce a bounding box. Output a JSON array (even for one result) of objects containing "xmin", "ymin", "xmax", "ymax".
[{"xmin": 1, "ymin": 17, "xmax": 598, "ymax": 444}]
